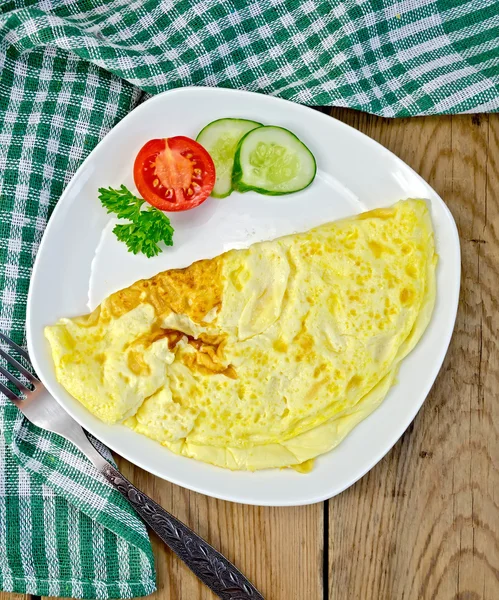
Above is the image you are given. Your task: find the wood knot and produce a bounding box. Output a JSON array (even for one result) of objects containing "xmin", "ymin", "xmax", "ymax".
[{"xmin": 419, "ymin": 450, "xmax": 433, "ymax": 459}]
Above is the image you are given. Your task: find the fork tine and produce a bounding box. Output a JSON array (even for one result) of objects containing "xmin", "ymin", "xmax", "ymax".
[
  {"xmin": 0, "ymin": 348, "xmax": 39, "ymax": 383},
  {"xmin": 0, "ymin": 332, "xmax": 30, "ymax": 362},
  {"xmin": 0, "ymin": 380, "xmax": 22, "ymax": 407},
  {"xmin": 0, "ymin": 364, "xmax": 30, "ymax": 393}
]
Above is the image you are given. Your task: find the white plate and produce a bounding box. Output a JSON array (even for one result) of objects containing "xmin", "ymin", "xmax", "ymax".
[{"xmin": 27, "ymin": 87, "xmax": 460, "ymax": 506}]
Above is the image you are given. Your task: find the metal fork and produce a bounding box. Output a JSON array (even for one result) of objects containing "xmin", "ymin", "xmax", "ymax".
[{"xmin": 0, "ymin": 332, "xmax": 264, "ymax": 600}]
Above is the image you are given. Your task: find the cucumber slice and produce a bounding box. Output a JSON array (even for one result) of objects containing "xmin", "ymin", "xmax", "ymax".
[
  {"xmin": 232, "ymin": 126, "xmax": 316, "ymax": 195},
  {"xmin": 197, "ymin": 118, "xmax": 262, "ymax": 198}
]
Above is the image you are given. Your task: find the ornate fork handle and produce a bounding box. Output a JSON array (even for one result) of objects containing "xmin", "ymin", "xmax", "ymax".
[{"xmin": 100, "ymin": 463, "xmax": 264, "ymax": 600}]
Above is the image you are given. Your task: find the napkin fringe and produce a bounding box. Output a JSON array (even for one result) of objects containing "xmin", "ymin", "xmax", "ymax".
[{"xmin": 0, "ymin": 575, "xmax": 156, "ymax": 600}]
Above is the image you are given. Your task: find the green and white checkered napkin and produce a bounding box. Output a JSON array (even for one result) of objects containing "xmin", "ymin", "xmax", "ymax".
[{"xmin": 0, "ymin": 0, "xmax": 498, "ymax": 598}]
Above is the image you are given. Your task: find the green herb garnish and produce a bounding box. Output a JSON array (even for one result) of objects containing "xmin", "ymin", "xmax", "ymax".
[{"xmin": 98, "ymin": 185, "xmax": 174, "ymax": 258}]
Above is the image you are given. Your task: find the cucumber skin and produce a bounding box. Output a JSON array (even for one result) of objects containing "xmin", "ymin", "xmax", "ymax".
[
  {"xmin": 196, "ymin": 117, "xmax": 263, "ymax": 140},
  {"xmin": 231, "ymin": 126, "xmax": 317, "ymax": 196},
  {"xmin": 211, "ymin": 187, "xmax": 232, "ymax": 199},
  {"xmin": 197, "ymin": 118, "xmax": 263, "ymax": 198}
]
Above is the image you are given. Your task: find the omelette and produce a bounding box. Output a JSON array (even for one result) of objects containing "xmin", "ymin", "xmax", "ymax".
[{"xmin": 45, "ymin": 199, "xmax": 437, "ymax": 471}]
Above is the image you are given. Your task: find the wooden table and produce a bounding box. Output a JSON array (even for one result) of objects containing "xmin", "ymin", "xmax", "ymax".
[{"xmin": 4, "ymin": 109, "xmax": 499, "ymax": 600}]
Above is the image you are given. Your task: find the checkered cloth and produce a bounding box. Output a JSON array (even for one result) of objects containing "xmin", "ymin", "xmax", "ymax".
[{"xmin": 0, "ymin": 0, "xmax": 498, "ymax": 598}]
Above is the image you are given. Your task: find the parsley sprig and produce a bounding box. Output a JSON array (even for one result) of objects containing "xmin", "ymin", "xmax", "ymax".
[{"xmin": 98, "ymin": 185, "xmax": 174, "ymax": 258}]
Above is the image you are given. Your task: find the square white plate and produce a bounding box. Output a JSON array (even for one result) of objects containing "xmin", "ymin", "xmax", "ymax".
[{"xmin": 27, "ymin": 87, "xmax": 460, "ymax": 506}]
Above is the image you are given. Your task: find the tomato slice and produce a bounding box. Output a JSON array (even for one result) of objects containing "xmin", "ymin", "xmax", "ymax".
[{"xmin": 133, "ymin": 136, "xmax": 215, "ymax": 211}]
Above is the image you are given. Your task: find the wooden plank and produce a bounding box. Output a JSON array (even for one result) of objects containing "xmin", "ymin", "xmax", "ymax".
[
  {"xmin": 116, "ymin": 458, "xmax": 324, "ymax": 600},
  {"xmin": 0, "ymin": 593, "xmax": 29, "ymax": 600},
  {"xmin": 327, "ymin": 109, "xmax": 499, "ymax": 599},
  {"xmin": 479, "ymin": 114, "xmax": 499, "ymax": 600}
]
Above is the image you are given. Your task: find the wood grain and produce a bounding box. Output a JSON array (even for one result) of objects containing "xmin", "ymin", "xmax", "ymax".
[
  {"xmin": 29, "ymin": 112, "xmax": 497, "ymax": 600},
  {"xmin": 327, "ymin": 109, "xmax": 499, "ymax": 600},
  {"xmin": 115, "ymin": 458, "xmax": 324, "ymax": 600}
]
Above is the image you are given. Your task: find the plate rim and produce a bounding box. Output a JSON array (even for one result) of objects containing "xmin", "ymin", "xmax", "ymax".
[{"xmin": 26, "ymin": 86, "xmax": 461, "ymax": 506}]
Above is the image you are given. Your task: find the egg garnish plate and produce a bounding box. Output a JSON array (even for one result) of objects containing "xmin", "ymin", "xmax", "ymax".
[{"xmin": 27, "ymin": 88, "xmax": 460, "ymax": 505}]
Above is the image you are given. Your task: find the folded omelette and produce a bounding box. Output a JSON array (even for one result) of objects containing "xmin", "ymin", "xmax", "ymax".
[{"xmin": 45, "ymin": 199, "xmax": 437, "ymax": 471}]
